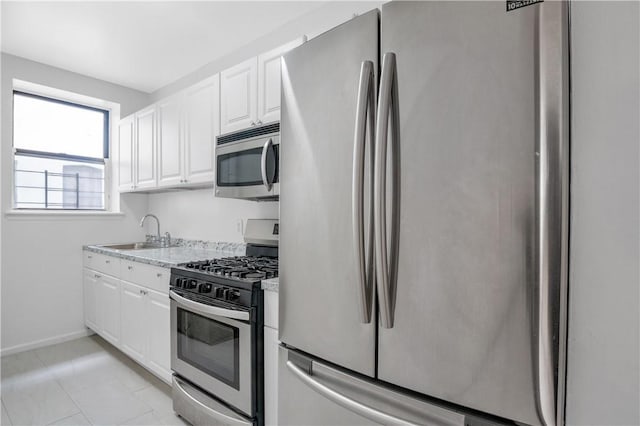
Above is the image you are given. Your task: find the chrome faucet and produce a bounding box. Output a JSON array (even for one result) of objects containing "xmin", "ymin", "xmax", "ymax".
[{"xmin": 140, "ymin": 213, "xmax": 160, "ymax": 239}]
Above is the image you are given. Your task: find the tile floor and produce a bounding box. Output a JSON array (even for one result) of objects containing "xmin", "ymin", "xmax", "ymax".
[{"xmin": 1, "ymin": 335, "xmax": 189, "ymax": 426}]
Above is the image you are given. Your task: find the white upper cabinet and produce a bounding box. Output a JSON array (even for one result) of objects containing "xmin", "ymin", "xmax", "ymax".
[
  {"xmin": 135, "ymin": 105, "xmax": 157, "ymax": 189},
  {"xmin": 220, "ymin": 57, "xmax": 258, "ymax": 134},
  {"xmin": 258, "ymin": 38, "xmax": 306, "ymax": 125},
  {"xmin": 157, "ymin": 94, "xmax": 184, "ymax": 187},
  {"xmin": 184, "ymin": 75, "xmax": 219, "ymax": 184},
  {"xmin": 118, "ymin": 115, "xmax": 135, "ymax": 191},
  {"xmin": 221, "ymin": 37, "xmax": 305, "ymax": 134}
]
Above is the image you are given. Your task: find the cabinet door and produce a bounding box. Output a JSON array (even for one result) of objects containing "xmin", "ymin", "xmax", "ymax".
[
  {"xmin": 258, "ymin": 38, "xmax": 305, "ymax": 125},
  {"xmin": 83, "ymin": 268, "xmax": 98, "ymax": 331},
  {"xmin": 184, "ymin": 75, "xmax": 219, "ymax": 184},
  {"xmin": 118, "ymin": 115, "xmax": 135, "ymax": 191},
  {"xmin": 98, "ymin": 275, "xmax": 121, "ymax": 346},
  {"xmin": 157, "ymin": 95, "xmax": 184, "ymax": 187},
  {"xmin": 135, "ymin": 106, "xmax": 157, "ymax": 189},
  {"xmin": 264, "ymin": 327, "xmax": 279, "ymax": 426},
  {"xmin": 220, "ymin": 57, "xmax": 257, "ymax": 134},
  {"xmin": 146, "ymin": 289, "xmax": 171, "ymax": 383},
  {"xmin": 120, "ymin": 281, "xmax": 147, "ymax": 363}
]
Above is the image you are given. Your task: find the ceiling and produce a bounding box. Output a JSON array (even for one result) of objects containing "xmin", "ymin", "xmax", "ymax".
[{"xmin": 1, "ymin": 1, "xmax": 327, "ymax": 93}]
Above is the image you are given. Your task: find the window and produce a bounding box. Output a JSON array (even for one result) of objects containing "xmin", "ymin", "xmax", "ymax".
[{"xmin": 13, "ymin": 91, "xmax": 109, "ymax": 210}]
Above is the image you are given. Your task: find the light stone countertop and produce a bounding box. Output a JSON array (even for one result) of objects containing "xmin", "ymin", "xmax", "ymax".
[
  {"xmin": 84, "ymin": 240, "xmax": 246, "ymax": 268},
  {"xmin": 261, "ymin": 277, "xmax": 279, "ymax": 292}
]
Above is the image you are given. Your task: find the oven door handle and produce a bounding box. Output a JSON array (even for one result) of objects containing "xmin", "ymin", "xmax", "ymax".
[{"xmin": 170, "ymin": 290, "xmax": 250, "ymax": 321}]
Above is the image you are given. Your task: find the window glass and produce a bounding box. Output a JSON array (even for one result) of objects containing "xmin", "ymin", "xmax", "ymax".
[{"xmin": 12, "ymin": 91, "xmax": 108, "ymax": 210}]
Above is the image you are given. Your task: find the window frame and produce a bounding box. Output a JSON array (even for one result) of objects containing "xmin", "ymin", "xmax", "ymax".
[{"xmin": 12, "ymin": 89, "xmax": 112, "ymax": 212}]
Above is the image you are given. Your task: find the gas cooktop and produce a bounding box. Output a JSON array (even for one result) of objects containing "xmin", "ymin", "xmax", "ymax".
[{"xmin": 182, "ymin": 256, "xmax": 278, "ymax": 281}]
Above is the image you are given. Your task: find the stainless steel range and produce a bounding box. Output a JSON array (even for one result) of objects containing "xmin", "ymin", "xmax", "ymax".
[{"xmin": 170, "ymin": 219, "xmax": 278, "ymax": 426}]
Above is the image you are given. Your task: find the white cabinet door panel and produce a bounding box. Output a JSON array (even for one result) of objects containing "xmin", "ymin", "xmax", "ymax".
[
  {"xmin": 120, "ymin": 281, "xmax": 147, "ymax": 364},
  {"xmin": 221, "ymin": 58, "xmax": 257, "ymax": 134},
  {"xmin": 135, "ymin": 106, "xmax": 157, "ymax": 189},
  {"xmin": 264, "ymin": 326, "xmax": 279, "ymax": 426},
  {"xmin": 146, "ymin": 289, "xmax": 171, "ymax": 383},
  {"xmin": 258, "ymin": 38, "xmax": 305, "ymax": 125},
  {"xmin": 184, "ymin": 76, "xmax": 219, "ymax": 184},
  {"xmin": 157, "ymin": 95, "xmax": 183, "ymax": 187},
  {"xmin": 118, "ymin": 116, "xmax": 135, "ymax": 191},
  {"xmin": 99, "ymin": 275, "xmax": 121, "ymax": 346},
  {"xmin": 83, "ymin": 268, "xmax": 98, "ymax": 331}
]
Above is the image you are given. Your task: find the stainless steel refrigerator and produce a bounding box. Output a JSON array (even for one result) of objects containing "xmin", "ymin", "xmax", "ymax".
[{"xmin": 279, "ymin": 2, "xmax": 569, "ymax": 425}]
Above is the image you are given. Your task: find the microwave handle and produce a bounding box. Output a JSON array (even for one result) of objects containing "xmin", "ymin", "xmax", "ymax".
[
  {"xmin": 170, "ymin": 290, "xmax": 249, "ymax": 321},
  {"xmin": 261, "ymin": 138, "xmax": 274, "ymax": 191}
]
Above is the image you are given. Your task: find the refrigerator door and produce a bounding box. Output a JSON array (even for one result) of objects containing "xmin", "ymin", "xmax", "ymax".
[
  {"xmin": 377, "ymin": 2, "xmax": 568, "ymax": 426},
  {"xmin": 279, "ymin": 10, "xmax": 379, "ymax": 376},
  {"xmin": 278, "ymin": 346, "xmax": 468, "ymax": 426}
]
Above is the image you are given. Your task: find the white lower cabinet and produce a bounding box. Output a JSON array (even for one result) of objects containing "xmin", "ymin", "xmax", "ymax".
[
  {"xmin": 264, "ymin": 289, "xmax": 279, "ymax": 425},
  {"xmin": 146, "ymin": 289, "xmax": 171, "ymax": 381},
  {"xmin": 83, "ymin": 269, "xmax": 99, "ymax": 331},
  {"xmin": 120, "ymin": 281, "xmax": 147, "ymax": 363},
  {"xmin": 120, "ymin": 281, "xmax": 172, "ymax": 382},
  {"xmin": 264, "ymin": 326, "xmax": 279, "ymax": 426},
  {"xmin": 98, "ymin": 275, "xmax": 121, "ymax": 347},
  {"xmin": 83, "ymin": 251, "xmax": 171, "ymax": 384}
]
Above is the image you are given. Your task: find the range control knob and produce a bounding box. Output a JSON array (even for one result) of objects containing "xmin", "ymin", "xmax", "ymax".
[
  {"xmin": 222, "ymin": 288, "xmax": 231, "ymax": 300},
  {"xmin": 187, "ymin": 279, "xmax": 198, "ymax": 289},
  {"xmin": 226, "ymin": 290, "xmax": 240, "ymax": 301},
  {"xmin": 174, "ymin": 277, "xmax": 184, "ymax": 287},
  {"xmin": 214, "ymin": 287, "xmax": 224, "ymax": 298},
  {"xmin": 198, "ymin": 283, "xmax": 212, "ymax": 293}
]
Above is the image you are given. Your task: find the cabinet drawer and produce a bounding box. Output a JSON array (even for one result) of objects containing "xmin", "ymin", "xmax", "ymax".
[
  {"xmin": 90, "ymin": 253, "xmax": 120, "ymax": 276},
  {"xmin": 122, "ymin": 260, "xmax": 169, "ymax": 294}
]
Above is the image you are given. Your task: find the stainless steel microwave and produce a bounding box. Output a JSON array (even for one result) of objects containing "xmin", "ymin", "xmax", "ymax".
[{"xmin": 215, "ymin": 123, "xmax": 279, "ymax": 200}]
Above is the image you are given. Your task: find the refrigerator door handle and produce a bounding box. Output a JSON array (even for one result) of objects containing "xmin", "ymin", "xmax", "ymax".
[
  {"xmin": 352, "ymin": 60, "xmax": 376, "ymax": 324},
  {"xmin": 534, "ymin": 2, "xmax": 569, "ymax": 426},
  {"xmin": 374, "ymin": 52, "xmax": 401, "ymax": 329},
  {"xmin": 261, "ymin": 137, "xmax": 274, "ymax": 190}
]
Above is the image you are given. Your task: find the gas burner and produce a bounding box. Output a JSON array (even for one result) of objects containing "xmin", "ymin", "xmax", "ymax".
[{"xmin": 181, "ymin": 255, "xmax": 279, "ymax": 281}]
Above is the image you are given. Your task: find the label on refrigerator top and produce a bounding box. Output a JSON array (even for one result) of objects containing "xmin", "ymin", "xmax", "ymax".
[{"xmin": 506, "ymin": 0, "xmax": 543, "ymax": 12}]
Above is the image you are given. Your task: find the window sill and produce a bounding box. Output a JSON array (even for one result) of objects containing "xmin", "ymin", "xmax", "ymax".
[{"xmin": 4, "ymin": 210, "xmax": 126, "ymax": 220}]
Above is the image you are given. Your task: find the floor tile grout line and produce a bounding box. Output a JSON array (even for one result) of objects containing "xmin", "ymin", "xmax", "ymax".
[{"xmin": 2, "ymin": 398, "xmax": 15, "ymax": 426}]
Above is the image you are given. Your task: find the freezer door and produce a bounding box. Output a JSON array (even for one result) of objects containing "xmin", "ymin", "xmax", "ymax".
[
  {"xmin": 279, "ymin": 10, "xmax": 379, "ymax": 376},
  {"xmin": 278, "ymin": 346, "xmax": 471, "ymax": 426},
  {"xmin": 377, "ymin": 2, "xmax": 568, "ymax": 426}
]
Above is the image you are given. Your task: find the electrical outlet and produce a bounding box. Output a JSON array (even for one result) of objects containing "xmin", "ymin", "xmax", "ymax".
[{"xmin": 237, "ymin": 219, "xmax": 243, "ymax": 234}]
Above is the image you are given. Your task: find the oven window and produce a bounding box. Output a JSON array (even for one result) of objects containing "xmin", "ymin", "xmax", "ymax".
[
  {"xmin": 177, "ymin": 308, "xmax": 240, "ymax": 390},
  {"xmin": 217, "ymin": 145, "xmax": 279, "ymax": 187}
]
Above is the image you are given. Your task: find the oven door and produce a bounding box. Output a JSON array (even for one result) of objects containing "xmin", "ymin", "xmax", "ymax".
[
  {"xmin": 215, "ymin": 135, "xmax": 280, "ymax": 199},
  {"xmin": 170, "ymin": 290, "xmax": 254, "ymax": 417}
]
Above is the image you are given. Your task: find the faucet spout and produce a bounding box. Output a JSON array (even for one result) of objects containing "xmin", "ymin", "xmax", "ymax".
[{"xmin": 140, "ymin": 214, "xmax": 161, "ymax": 240}]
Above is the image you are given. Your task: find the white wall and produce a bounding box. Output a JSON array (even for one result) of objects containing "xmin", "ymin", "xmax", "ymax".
[
  {"xmin": 566, "ymin": 2, "xmax": 639, "ymax": 424},
  {"xmin": 146, "ymin": 1, "xmax": 382, "ymax": 239},
  {"xmin": 147, "ymin": 190, "xmax": 278, "ymax": 243},
  {"xmin": 0, "ymin": 53, "xmax": 151, "ymax": 354}
]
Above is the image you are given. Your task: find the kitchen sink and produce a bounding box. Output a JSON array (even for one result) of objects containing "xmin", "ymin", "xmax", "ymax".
[{"xmin": 97, "ymin": 242, "xmax": 177, "ymax": 250}]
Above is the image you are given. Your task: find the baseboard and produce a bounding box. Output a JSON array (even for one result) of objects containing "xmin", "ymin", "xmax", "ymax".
[{"xmin": 0, "ymin": 329, "xmax": 95, "ymax": 357}]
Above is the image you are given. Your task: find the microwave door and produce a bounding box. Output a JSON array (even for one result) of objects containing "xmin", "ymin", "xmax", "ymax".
[{"xmin": 215, "ymin": 136, "xmax": 279, "ymax": 199}]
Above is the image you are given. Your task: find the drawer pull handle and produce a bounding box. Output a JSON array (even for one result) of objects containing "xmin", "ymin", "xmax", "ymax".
[
  {"xmin": 87, "ymin": 255, "xmax": 93, "ymax": 259},
  {"xmin": 157, "ymin": 273, "xmax": 162, "ymax": 277},
  {"xmin": 94, "ymin": 274, "xmax": 101, "ymax": 279},
  {"xmin": 105, "ymin": 260, "xmax": 110, "ymax": 264},
  {"xmin": 128, "ymin": 266, "xmax": 133, "ymax": 270}
]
